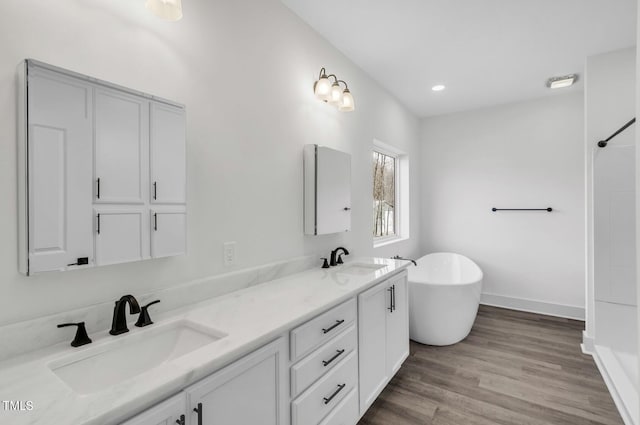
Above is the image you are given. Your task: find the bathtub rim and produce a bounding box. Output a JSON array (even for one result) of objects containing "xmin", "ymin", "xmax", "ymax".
[{"xmin": 409, "ymin": 252, "xmax": 483, "ymax": 287}]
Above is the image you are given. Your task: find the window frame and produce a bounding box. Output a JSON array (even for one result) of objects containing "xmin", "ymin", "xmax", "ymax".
[{"xmin": 372, "ymin": 140, "xmax": 408, "ymax": 247}]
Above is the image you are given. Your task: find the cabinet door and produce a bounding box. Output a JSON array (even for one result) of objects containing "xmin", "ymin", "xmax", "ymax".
[
  {"xmin": 186, "ymin": 338, "xmax": 287, "ymax": 425},
  {"xmin": 121, "ymin": 394, "xmax": 186, "ymax": 425},
  {"xmin": 316, "ymin": 146, "xmax": 351, "ymax": 234},
  {"xmin": 150, "ymin": 102, "xmax": 186, "ymax": 204},
  {"xmin": 386, "ymin": 274, "xmax": 409, "ymax": 376},
  {"xmin": 27, "ymin": 69, "xmax": 94, "ymax": 273},
  {"xmin": 94, "ymin": 88, "xmax": 148, "ymax": 204},
  {"xmin": 151, "ymin": 210, "xmax": 186, "ymax": 258},
  {"xmin": 94, "ymin": 209, "xmax": 148, "ymax": 266},
  {"xmin": 358, "ymin": 282, "xmax": 389, "ymax": 414}
]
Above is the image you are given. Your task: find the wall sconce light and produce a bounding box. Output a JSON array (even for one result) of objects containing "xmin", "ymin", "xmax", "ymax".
[
  {"xmin": 146, "ymin": 0, "xmax": 183, "ymax": 21},
  {"xmin": 314, "ymin": 68, "xmax": 355, "ymax": 112}
]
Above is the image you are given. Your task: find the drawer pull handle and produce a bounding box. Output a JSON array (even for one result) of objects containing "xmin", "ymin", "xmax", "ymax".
[
  {"xmin": 323, "ymin": 383, "xmax": 346, "ymax": 405},
  {"xmin": 392, "ymin": 284, "xmax": 396, "ymax": 312},
  {"xmin": 322, "ymin": 319, "xmax": 345, "ymax": 334},
  {"xmin": 193, "ymin": 403, "xmax": 202, "ymax": 425},
  {"xmin": 322, "ymin": 349, "xmax": 345, "ymax": 367},
  {"xmin": 176, "ymin": 414, "xmax": 186, "ymax": 425}
]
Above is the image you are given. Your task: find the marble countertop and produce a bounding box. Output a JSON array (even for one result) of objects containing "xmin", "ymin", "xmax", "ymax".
[{"xmin": 0, "ymin": 257, "xmax": 409, "ymax": 425}]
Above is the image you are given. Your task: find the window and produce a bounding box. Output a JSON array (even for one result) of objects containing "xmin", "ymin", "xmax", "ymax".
[
  {"xmin": 373, "ymin": 151, "xmax": 397, "ymax": 238},
  {"xmin": 372, "ymin": 140, "xmax": 409, "ymax": 247}
]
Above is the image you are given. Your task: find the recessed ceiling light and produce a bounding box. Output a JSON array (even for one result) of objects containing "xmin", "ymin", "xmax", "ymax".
[
  {"xmin": 546, "ymin": 74, "xmax": 578, "ymax": 89},
  {"xmin": 432, "ymin": 84, "xmax": 446, "ymax": 92}
]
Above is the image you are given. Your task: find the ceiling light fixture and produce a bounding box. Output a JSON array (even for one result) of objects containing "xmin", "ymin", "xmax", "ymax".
[
  {"xmin": 432, "ymin": 84, "xmax": 446, "ymax": 92},
  {"xmin": 546, "ymin": 74, "xmax": 578, "ymax": 89},
  {"xmin": 146, "ymin": 0, "xmax": 183, "ymax": 21},
  {"xmin": 314, "ymin": 68, "xmax": 355, "ymax": 112}
]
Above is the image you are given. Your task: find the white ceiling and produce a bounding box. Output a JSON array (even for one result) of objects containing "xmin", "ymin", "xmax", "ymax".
[{"xmin": 281, "ymin": 0, "xmax": 637, "ymax": 117}]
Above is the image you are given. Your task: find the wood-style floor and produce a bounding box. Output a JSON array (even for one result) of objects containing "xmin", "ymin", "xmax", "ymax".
[{"xmin": 358, "ymin": 305, "xmax": 623, "ymax": 425}]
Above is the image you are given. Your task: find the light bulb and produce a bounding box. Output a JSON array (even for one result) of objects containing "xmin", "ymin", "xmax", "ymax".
[
  {"xmin": 314, "ymin": 75, "xmax": 332, "ymax": 102},
  {"xmin": 146, "ymin": 0, "xmax": 183, "ymax": 21},
  {"xmin": 329, "ymin": 82, "xmax": 343, "ymax": 105},
  {"xmin": 339, "ymin": 89, "xmax": 355, "ymax": 112}
]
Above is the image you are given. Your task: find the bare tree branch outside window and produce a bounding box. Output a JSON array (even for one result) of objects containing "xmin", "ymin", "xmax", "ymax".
[{"xmin": 373, "ymin": 151, "xmax": 396, "ymax": 237}]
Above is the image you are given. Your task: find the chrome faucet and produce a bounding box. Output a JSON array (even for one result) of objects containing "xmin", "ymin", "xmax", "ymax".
[
  {"xmin": 110, "ymin": 295, "xmax": 141, "ymax": 335},
  {"xmin": 330, "ymin": 247, "xmax": 350, "ymax": 266}
]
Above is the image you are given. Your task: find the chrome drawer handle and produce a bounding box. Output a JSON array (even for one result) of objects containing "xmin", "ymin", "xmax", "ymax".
[
  {"xmin": 323, "ymin": 383, "xmax": 346, "ymax": 405},
  {"xmin": 322, "ymin": 319, "xmax": 344, "ymax": 334},
  {"xmin": 322, "ymin": 349, "xmax": 345, "ymax": 367}
]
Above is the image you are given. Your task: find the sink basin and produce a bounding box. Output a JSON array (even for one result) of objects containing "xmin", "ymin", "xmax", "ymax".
[
  {"xmin": 337, "ymin": 263, "xmax": 387, "ymax": 276},
  {"xmin": 49, "ymin": 320, "xmax": 226, "ymax": 394}
]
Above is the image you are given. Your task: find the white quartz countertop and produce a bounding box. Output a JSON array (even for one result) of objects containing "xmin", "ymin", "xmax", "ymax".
[{"xmin": 0, "ymin": 257, "xmax": 409, "ymax": 425}]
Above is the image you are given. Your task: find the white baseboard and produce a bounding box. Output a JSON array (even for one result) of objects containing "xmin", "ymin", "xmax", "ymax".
[{"xmin": 480, "ymin": 293, "xmax": 585, "ymax": 320}]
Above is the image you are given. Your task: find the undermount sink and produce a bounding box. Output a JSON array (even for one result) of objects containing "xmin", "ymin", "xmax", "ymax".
[
  {"xmin": 49, "ymin": 320, "xmax": 226, "ymax": 394},
  {"xmin": 337, "ymin": 263, "xmax": 387, "ymax": 276}
]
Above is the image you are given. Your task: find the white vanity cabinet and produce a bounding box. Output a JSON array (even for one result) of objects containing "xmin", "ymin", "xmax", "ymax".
[
  {"xmin": 121, "ymin": 394, "xmax": 186, "ymax": 425},
  {"xmin": 117, "ymin": 270, "xmax": 409, "ymax": 425},
  {"xmin": 185, "ymin": 337, "xmax": 287, "ymax": 425},
  {"xmin": 289, "ymin": 299, "xmax": 359, "ymax": 425},
  {"xmin": 358, "ymin": 271, "xmax": 409, "ymax": 414},
  {"xmin": 304, "ymin": 145, "xmax": 352, "ymax": 235},
  {"xmin": 121, "ymin": 338, "xmax": 287, "ymax": 425},
  {"xmin": 18, "ymin": 60, "xmax": 187, "ymax": 275}
]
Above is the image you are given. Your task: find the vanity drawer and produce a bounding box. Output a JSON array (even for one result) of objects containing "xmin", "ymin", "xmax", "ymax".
[
  {"xmin": 291, "ymin": 324, "xmax": 357, "ymax": 397},
  {"xmin": 291, "ymin": 351, "xmax": 358, "ymax": 425},
  {"xmin": 291, "ymin": 298, "xmax": 356, "ymax": 361},
  {"xmin": 318, "ymin": 388, "xmax": 359, "ymax": 425}
]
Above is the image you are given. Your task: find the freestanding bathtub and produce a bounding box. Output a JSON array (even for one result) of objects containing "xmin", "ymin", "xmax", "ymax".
[{"xmin": 408, "ymin": 253, "xmax": 483, "ymax": 346}]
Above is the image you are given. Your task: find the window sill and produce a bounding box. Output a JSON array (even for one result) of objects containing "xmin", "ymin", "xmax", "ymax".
[{"xmin": 373, "ymin": 235, "xmax": 409, "ymax": 249}]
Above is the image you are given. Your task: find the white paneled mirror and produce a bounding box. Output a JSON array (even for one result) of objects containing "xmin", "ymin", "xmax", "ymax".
[
  {"xmin": 303, "ymin": 145, "xmax": 351, "ymax": 235},
  {"xmin": 18, "ymin": 60, "xmax": 187, "ymax": 275}
]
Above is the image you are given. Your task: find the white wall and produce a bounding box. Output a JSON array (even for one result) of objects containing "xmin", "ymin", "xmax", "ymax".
[
  {"xmin": 0, "ymin": 0, "xmax": 421, "ymax": 325},
  {"xmin": 420, "ymin": 93, "xmax": 586, "ymax": 318}
]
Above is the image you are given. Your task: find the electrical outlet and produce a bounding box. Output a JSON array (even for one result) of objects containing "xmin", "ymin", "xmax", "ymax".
[{"xmin": 223, "ymin": 241, "xmax": 236, "ymax": 266}]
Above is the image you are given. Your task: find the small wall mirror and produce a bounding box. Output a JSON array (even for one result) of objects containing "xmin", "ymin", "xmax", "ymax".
[{"xmin": 303, "ymin": 145, "xmax": 351, "ymax": 235}]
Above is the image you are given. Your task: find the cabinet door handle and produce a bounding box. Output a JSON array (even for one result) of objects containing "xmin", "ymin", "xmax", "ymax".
[
  {"xmin": 96, "ymin": 214, "xmax": 101, "ymax": 235},
  {"xmin": 153, "ymin": 181, "xmax": 157, "ymax": 200},
  {"xmin": 392, "ymin": 284, "xmax": 396, "ymax": 312},
  {"xmin": 96, "ymin": 178, "xmax": 100, "ymax": 199},
  {"xmin": 175, "ymin": 414, "xmax": 185, "ymax": 425},
  {"xmin": 388, "ymin": 287, "xmax": 393, "ymax": 312},
  {"xmin": 343, "ymin": 207, "xmax": 351, "ymax": 211},
  {"xmin": 154, "ymin": 213, "xmax": 158, "ymax": 231},
  {"xmin": 193, "ymin": 403, "xmax": 202, "ymax": 425},
  {"xmin": 323, "ymin": 383, "xmax": 346, "ymax": 405},
  {"xmin": 322, "ymin": 319, "xmax": 344, "ymax": 334},
  {"xmin": 322, "ymin": 349, "xmax": 345, "ymax": 367}
]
